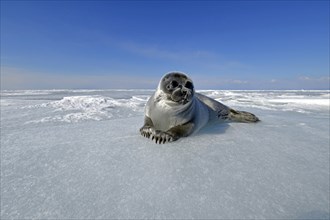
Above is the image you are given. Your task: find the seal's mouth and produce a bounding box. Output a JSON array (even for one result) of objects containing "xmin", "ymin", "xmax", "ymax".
[
  {"xmin": 170, "ymin": 88, "xmax": 192, "ymax": 105},
  {"xmin": 169, "ymin": 96, "xmax": 189, "ymax": 105},
  {"xmin": 176, "ymin": 97, "xmax": 190, "ymax": 105}
]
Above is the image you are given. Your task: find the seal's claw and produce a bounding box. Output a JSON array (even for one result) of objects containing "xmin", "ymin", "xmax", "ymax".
[
  {"xmin": 140, "ymin": 126, "xmax": 175, "ymax": 144},
  {"xmin": 150, "ymin": 130, "xmax": 175, "ymax": 144}
]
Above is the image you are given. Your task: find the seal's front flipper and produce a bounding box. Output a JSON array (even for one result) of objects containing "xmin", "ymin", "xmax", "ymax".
[
  {"xmin": 228, "ymin": 109, "xmax": 260, "ymax": 123},
  {"xmin": 149, "ymin": 122, "xmax": 194, "ymax": 144},
  {"xmin": 140, "ymin": 116, "xmax": 177, "ymax": 144},
  {"xmin": 140, "ymin": 127, "xmax": 177, "ymax": 144},
  {"xmin": 140, "ymin": 116, "xmax": 195, "ymax": 144},
  {"xmin": 140, "ymin": 116, "xmax": 153, "ymax": 138},
  {"xmin": 140, "ymin": 116, "xmax": 158, "ymax": 140},
  {"xmin": 166, "ymin": 122, "xmax": 195, "ymax": 140}
]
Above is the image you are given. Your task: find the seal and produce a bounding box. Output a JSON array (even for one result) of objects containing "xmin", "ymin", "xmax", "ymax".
[{"xmin": 140, "ymin": 72, "xmax": 259, "ymax": 144}]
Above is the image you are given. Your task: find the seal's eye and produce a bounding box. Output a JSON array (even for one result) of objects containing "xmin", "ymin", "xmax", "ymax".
[
  {"xmin": 171, "ymin": 80, "xmax": 179, "ymax": 88},
  {"xmin": 185, "ymin": 81, "xmax": 193, "ymax": 90},
  {"xmin": 166, "ymin": 80, "xmax": 179, "ymax": 90}
]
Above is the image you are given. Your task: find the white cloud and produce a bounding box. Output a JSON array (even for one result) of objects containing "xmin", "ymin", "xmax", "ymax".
[
  {"xmin": 298, "ymin": 75, "xmax": 330, "ymax": 82},
  {"xmin": 299, "ymin": 76, "xmax": 311, "ymax": 81},
  {"xmin": 0, "ymin": 66, "xmax": 159, "ymax": 90},
  {"xmin": 119, "ymin": 41, "xmax": 216, "ymax": 62},
  {"xmin": 229, "ymin": 79, "xmax": 249, "ymax": 84}
]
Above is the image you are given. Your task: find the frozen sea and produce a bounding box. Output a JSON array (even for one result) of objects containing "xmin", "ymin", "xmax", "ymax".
[{"xmin": 1, "ymin": 89, "xmax": 329, "ymax": 219}]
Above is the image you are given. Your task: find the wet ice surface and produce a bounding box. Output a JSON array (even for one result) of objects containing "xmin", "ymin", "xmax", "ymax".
[{"xmin": 1, "ymin": 90, "xmax": 329, "ymax": 219}]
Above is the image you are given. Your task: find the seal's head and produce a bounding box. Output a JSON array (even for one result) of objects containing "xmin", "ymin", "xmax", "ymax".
[{"xmin": 159, "ymin": 72, "xmax": 194, "ymax": 105}]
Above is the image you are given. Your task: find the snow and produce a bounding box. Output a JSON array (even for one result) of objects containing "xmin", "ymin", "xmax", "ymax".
[{"xmin": 1, "ymin": 89, "xmax": 329, "ymax": 219}]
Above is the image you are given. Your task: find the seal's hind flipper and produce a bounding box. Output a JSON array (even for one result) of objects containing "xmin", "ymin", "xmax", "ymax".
[
  {"xmin": 195, "ymin": 93, "xmax": 259, "ymax": 123},
  {"xmin": 228, "ymin": 109, "xmax": 260, "ymax": 123}
]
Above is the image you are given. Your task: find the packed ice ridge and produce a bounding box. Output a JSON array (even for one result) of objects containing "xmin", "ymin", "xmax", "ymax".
[
  {"xmin": 16, "ymin": 90, "xmax": 330, "ymax": 124},
  {"xmin": 24, "ymin": 94, "xmax": 148, "ymax": 123},
  {"xmin": 1, "ymin": 89, "xmax": 329, "ymax": 219}
]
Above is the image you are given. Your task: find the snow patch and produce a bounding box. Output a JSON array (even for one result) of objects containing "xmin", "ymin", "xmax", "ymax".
[
  {"xmin": 25, "ymin": 95, "xmax": 146, "ymax": 123},
  {"xmin": 199, "ymin": 90, "xmax": 330, "ymax": 113},
  {"xmin": 1, "ymin": 90, "xmax": 52, "ymax": 96},
  {"xmin": 0, "ymin": 99, "xmax": 14, "ymax": 106},
  {"xmin": 268, "ymin": 98, "xmax": 329, "ymax": 106}
]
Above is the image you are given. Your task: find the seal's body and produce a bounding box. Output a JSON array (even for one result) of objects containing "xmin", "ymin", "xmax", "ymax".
[{"xmin": 140, "ymin": 72, "xmax": 259, "ymax": 143}]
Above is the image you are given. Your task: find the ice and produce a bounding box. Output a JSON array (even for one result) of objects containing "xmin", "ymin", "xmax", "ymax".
[
  {"xmin": 201, "ymin": 90, "xmax": 330, "ymax": 113},
  {"xmin": 20, "ymin": 93, "xmax": 149, "ymax": 123},
  {"xmin": 1, "ymin": 90, "xmax": 329, "ymax": 219}
]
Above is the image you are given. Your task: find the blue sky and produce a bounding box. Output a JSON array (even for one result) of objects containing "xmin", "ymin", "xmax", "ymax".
[{"xmin": 1, "ymin": 1, "xmax": 329, "ymax": 90}]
